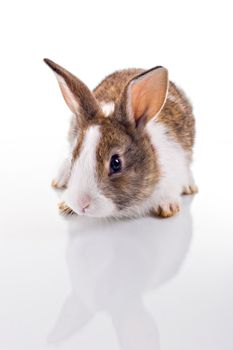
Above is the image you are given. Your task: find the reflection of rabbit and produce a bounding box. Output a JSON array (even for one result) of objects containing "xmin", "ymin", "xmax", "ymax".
[{"xmin": 48, "ymin": 197, "xmax": 193, "ymax": 349}]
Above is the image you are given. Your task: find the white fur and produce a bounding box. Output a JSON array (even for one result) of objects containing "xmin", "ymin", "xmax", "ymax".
[
  {"xmin": 148, "ymin": 122, "xmax": 189, "ymax": 205},
  {"xmin": 53, "ymin": 115, "xmax": 79, "ymax": 188},
  {"xmin": 100, "ymin": 101, "xmax": 115, "ymax": 117},
  {"xmin": 64, "ymin": 126, "xmax": 116, "ymax": 217}
]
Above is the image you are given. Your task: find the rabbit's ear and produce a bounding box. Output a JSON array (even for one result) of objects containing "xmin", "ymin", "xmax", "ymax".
[
  {"xmin": 120, "ymin": 67, "xmax": 168, "ymax": 127},
  {"xmin": 44, "ymin": 59, "xmax": 100, "ymax": 117}
]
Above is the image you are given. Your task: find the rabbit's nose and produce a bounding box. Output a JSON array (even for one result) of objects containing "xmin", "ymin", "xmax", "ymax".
[{"xmin": 79, "ymin": 194, "xmax": 91, "ymax": 213}]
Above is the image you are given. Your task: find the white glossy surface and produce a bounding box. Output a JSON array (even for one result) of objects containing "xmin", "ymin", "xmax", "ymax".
[
  {"xmin": 1, "ymin": 0, "xmax": 233, "ymax": 349},
  {"xmin": 1, "ymin": 141, "xmax": 233, "ymax": 349}
]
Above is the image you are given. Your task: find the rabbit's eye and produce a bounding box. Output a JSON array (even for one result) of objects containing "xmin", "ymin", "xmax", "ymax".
[{"xmin": 110, "ymin": 154, "xmax": 122, "ymax": 175}]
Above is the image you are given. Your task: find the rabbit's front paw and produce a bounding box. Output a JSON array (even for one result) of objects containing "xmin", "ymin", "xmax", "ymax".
[
  {"xmin": 58, "ymin": 202, "xmax": 77, "ymax": 216},
  {"xmin": 182, "ymin": 184, "xmax": 198, "ymax": 195},
  {"xmin": 51, "ymin": 179, "xmax": 67, "ymax": 189},
  {"xmin": 152, "ymin": 200, "xmax": 180, "ymax": 218},
  {"xmin": 51, "ymin": 159, "xmax": 71, "ymax": 190}
]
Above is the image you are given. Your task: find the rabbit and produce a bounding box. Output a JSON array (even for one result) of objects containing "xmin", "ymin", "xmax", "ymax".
[{"xmin": 44, "ymin": 59, "xmax": 198, "ymax": 219}]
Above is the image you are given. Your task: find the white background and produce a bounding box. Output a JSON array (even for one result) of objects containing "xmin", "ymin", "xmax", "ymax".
[{"xmin": 0, "ymin": 1, "xmax": 233, "ymax": 349}]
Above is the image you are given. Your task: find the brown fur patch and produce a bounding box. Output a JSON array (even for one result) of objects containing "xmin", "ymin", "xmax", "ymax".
[
  {"xmin": 158, "ymin": 82, "xmax": 195, "ymax": 152},
  {"xmin": 94, "ymin": 118, "xmax": 160, "ymax": 212},
  {"xmin": 93, "ymin": 69, "xmax": 144, "ymax": 104},
  {"xmin": 72, "ymin": 126, "xmax": 86, "ymax": 161}
]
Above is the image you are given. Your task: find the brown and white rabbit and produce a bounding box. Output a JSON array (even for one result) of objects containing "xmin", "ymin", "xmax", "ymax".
[{"xmin": 44, "ymin": 59, "xmax": 198, "ymax": 219}]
